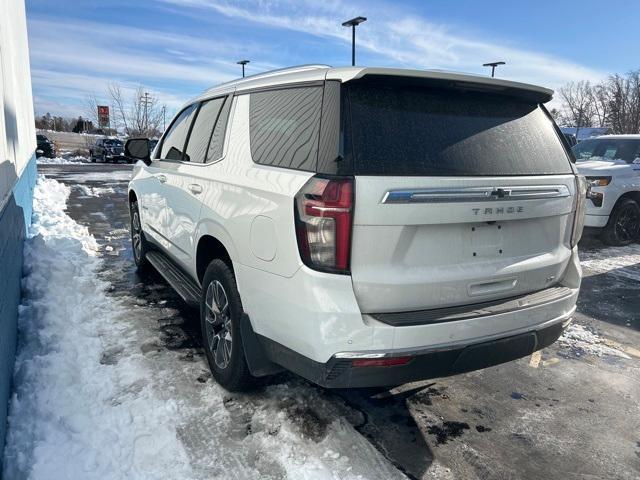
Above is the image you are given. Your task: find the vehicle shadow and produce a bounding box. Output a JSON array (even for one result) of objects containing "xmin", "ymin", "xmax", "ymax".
[
  {"xmin": 578, "ymin": 270, "xmax": 640, "ymax": 331},
  {"xmin": 333, "ymin": 385, "xmax": 435, "ymax": 480}
]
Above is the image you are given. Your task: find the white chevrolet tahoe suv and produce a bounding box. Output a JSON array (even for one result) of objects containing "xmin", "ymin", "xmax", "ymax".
[
  {"xmin": 573, "ymin": 135, "xmax": 640, "ymax": 245},
  {"xmin": 126, "ymin": 65, "xmax": 585, "ymax": 391}
]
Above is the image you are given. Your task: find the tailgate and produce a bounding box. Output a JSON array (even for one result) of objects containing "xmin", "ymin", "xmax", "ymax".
[{"xmin": 350, "ymin": 175, "xmax": 576, "ymax": 313}]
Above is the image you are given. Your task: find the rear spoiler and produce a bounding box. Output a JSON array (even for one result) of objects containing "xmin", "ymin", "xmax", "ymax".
[{"xmin": 330, "ymin": 68, "xmax": 553, "ymax": 104}]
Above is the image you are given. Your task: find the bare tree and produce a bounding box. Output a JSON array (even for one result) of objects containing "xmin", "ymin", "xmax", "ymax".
[
  {"xmin": 589, "ymin": 82, "xmax": 611, "ymax": 128},
  {"xmin": 108, "ymin": 83, "xmax": 130, "ymax": 135},
  {"xmin": 108, "ymin": 83, "xmax": 165, "ymax": 137},
  {"xmin": 84, "ymin": 93, "xmax": 101, "ymax": 128},
  {"xmin": 559, "ymin": 81, "xmax": 594, "ymax": 138},
  {"xmin": 606, "ymin": 71, "xmax": 640, "ymax": 134}
]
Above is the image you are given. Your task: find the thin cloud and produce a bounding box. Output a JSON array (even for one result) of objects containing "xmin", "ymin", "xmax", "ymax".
[{"xmin": 159, "ymin": 0, "xmax": 606, "ymax": 91}]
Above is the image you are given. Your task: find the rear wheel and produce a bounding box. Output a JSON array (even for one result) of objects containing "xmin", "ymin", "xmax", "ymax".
[
  {"xmin": 200, "ymin": 259, "xmax": 253, "ymax": 391},
  {"xmin": 130, "ymin": 201, "xmax": 149, "ymax": 270},
  {"xmin": 602, "ymin": 198, "xmax": 640, "ymax": 246}
]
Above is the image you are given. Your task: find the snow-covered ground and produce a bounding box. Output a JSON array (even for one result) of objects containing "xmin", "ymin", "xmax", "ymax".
[
  {"xmin": 2, "ymin": 176, "xmax": 404, "ymax": 480},
  {"xmin": 36, "ymin": 149, "xmax": 89, "ymax": 165},
  {"xmin": 558, "ymin": 323, "xmax": 631, "ymax": 359}
]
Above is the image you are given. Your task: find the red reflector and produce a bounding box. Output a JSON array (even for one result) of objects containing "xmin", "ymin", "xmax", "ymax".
[{"xmin": 351, "ymin": 357, "xmax": 412, "ymax": 368}]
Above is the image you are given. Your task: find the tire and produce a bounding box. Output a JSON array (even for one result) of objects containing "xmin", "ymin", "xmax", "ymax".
[
  {"xmin": 601, "ymin": 198, "xmax": 640, "ymax": 246},
  {"xmin": 130, "ymin": 201, "xmax": 149, "ymax": 270},
  {"xmin": 200, "ymin": 259, "xmax": 253, "ymax": 391}
]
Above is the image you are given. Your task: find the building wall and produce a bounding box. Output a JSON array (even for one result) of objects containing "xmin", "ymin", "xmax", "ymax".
[{"xmin": 0, "ymin": 0, "xmax": 36, "ymax": 467}]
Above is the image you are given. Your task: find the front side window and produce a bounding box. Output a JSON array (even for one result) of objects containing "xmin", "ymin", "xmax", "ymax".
[
  {"xmin": 249, "ymin": 86, "xmax": 322, "ymax": 171},
  {"xmin": 160, "ymin": 104, "xmax": 197, "ymax": 161}
]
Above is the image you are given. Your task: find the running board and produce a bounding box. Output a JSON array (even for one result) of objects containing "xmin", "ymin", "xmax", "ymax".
[{"xmin": 146, "ymin": 251, "xmax": 201, "ymax": 307}]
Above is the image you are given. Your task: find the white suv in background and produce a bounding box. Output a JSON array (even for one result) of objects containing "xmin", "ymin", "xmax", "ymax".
[
  {"xmin": 573, "ymin": 135, "xmax": 640, "ymax": 245},
  {"xmin": 126, "ymin": 65, "xmax": 585, "ymax": 391}
]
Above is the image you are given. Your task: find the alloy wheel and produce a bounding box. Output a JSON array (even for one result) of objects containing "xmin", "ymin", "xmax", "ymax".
[
  {"xmin": 205, "ymin": 280, "xmax": 233, "ymax": 369},
  {"xmin": 132, "ymin": 211, "xmax": 142, "ymax": 261}
]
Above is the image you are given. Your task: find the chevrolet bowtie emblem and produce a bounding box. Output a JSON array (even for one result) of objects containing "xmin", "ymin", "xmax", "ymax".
[{"xmin": 491, "ymin": 188, "xmax": 511, "ymax": 199}]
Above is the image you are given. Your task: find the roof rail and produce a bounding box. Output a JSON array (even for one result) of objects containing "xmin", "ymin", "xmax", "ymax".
[{"xmin": 205, "ymin": 64, "xmax": 331, "ymax": 93}]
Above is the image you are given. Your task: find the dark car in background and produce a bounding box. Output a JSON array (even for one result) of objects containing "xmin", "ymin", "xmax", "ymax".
[
  {"xmin": 36, "ymin": 134, "xmax": 56, "ymax": 158},
  {"xmin": 89, "ymin": 138, "xmax": 127, "ymax": 163}
]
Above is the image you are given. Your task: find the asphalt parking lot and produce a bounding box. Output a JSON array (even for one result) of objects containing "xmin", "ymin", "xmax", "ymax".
[{"xmin": 38, "ymin": 163, "xmax": 640, "ymax": 479}]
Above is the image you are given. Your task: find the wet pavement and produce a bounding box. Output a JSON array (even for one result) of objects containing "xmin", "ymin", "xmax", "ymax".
[{"xmin": 38, "ymin": 163, "xmax": 640, "ymax": 480}]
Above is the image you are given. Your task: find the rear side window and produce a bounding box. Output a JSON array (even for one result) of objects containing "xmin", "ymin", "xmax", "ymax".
[
  {"xmin": 346, "ymin": 84, "xmax": 572, "ymax": 176},
  {"xmin": 184, "ymin": 97, "xmax": 225, "ymax": 163},
  {"xmin": 208, "ymin": 96, "xmax": 232, "ymax": 162},
  {"xmin": 160, "ymin": 104, "xmax": 197, "ymax": 160},
  {"xmin": 249, "ymin": 86, "xmax": 322, "ymax": 171}
]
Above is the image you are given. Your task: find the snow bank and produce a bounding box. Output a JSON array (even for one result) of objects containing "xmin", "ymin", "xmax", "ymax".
[{"xmin": 2, "ymin": 176, "xmax": 194, "ymax": 480}]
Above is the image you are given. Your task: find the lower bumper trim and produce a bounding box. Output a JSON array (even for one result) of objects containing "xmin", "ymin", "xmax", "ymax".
[{"xmin": 258, "ymin": 315, "xmax": 571, "ymax": 388}]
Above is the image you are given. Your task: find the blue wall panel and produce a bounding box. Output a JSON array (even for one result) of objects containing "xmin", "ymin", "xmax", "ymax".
[{"xmin": 0, "ymin": 154, "xmax": 36, "ymax": 468}]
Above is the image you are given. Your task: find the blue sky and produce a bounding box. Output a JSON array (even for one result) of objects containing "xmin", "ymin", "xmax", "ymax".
[{"xmin": 26, "ymin": 0, "xmax": 639, "ymax": 117}]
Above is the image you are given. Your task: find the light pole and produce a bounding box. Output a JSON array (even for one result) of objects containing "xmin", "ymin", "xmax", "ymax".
[
  {"xmin": 483, "ymin": 61, "xmax": 505, "ymax": 78},
  {"xmin": 341, "ymin": 16, "xmax": 367, "ymax": 66},
  {"xmin": 161, "ymin": 105, "xmax": 166, "ymax": 132},
  {"xmin": 237, "ymin": 60, "xmax": 250, "ymax": 78},
  {"xmin": 140, "ymin": 92, "xmax": 152, "ymax": 133}
]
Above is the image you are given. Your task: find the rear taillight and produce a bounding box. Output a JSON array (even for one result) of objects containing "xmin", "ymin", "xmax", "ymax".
[
  {"xmin": 571, "ymin": 175, "xmax": 588, "ymax": 247},
  {"xmin": 294, "ymin": 176, "xmax": 354, "ymax": 274}
]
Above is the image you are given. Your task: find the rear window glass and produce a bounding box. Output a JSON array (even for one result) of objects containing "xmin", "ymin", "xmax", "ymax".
[
  {"xmin": 346, "ymin": 85, "xmax": 572, "ymax": 176},
  {"xmin": 249, "ymin": 86, "xmax": 322, "ymax": 171},
  {"xmin": 572, "ymin": 138, "xmax": 640, "ymax": 163}
]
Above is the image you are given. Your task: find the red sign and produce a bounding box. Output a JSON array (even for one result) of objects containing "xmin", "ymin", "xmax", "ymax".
[{"xmin": 98, "ymin": 105, "xmax": 110, "ymax": 127}]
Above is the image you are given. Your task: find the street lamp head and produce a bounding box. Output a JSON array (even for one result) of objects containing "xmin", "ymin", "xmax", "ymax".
[
  {"xmin": 342, "ymin": 16, "xmax": 367, "ymax": 27},
  {"xmin": 237, "ymin": 60, "xmax": 250, "ymax": 66},
  {"xmin": 483, "ymin": 61, "xmax": 505, "ymax": 68}
]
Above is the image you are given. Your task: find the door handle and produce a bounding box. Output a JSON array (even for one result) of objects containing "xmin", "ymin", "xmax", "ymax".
[
  {"xmin": 156, "ymin": 174, "xmax": 167, "ymax": 183},
  {"xmin": 189, "ymin": 183, "xmax": 203, "ymax": 194}
]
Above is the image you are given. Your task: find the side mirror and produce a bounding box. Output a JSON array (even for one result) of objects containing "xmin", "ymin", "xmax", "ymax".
[{"xmin": 125, "ymin": 138, "xmax": 151, "ymax": 165}]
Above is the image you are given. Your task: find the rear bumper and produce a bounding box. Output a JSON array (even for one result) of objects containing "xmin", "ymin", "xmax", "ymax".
[
  {"xmin": 260, "ymin": 309, "xmax": 573, "ymax": 388},
  {"xmin": 238, "ymin": 247, "xmax": 581, "ymax": 365}
]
